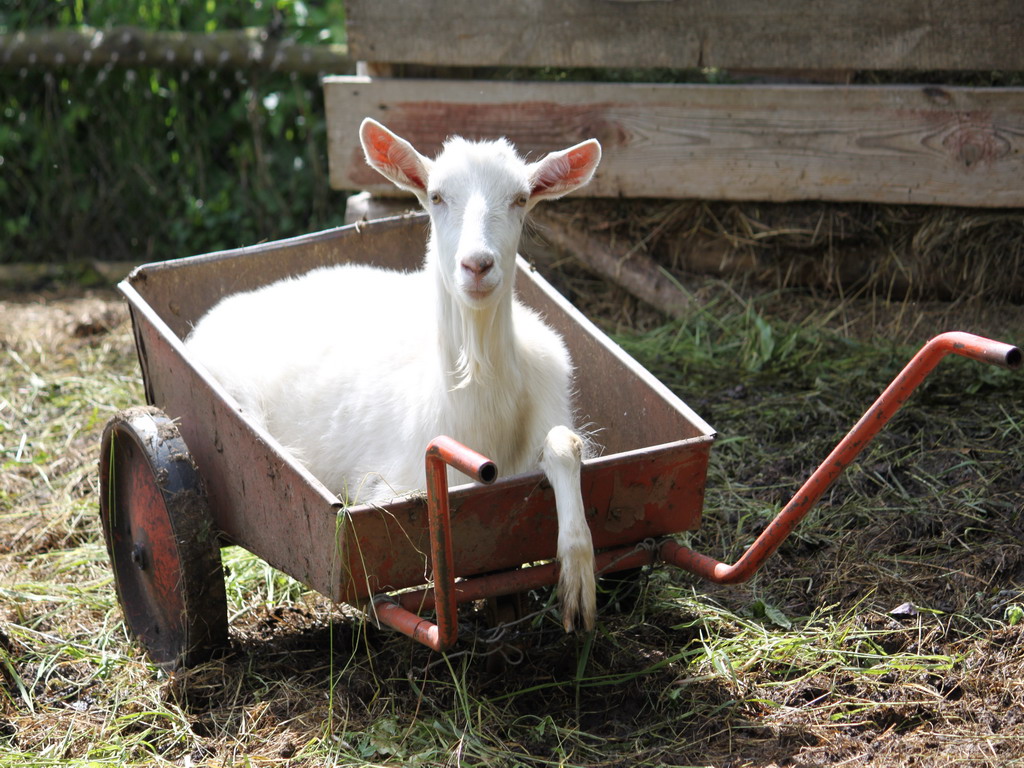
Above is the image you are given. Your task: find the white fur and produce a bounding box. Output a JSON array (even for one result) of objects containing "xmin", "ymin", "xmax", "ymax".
[{"xmin": 185, "ymin": 119, "xmax": 602, "ymax": 631}]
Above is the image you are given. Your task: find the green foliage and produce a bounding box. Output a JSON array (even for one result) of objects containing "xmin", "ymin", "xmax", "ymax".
[
  {"xmin": 0, "ymin": 1, "xmax": 350, "ymax": 265},
  {"xmin": 1, "ymin": 0, "xmax": 347, "ymax": 43},
  {"xmin": 744, "ymin": 597, "xmax": 793, "ymax": 630}
]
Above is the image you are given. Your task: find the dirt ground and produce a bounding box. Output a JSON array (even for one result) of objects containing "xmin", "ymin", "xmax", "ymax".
[{"xmin": 1, "ymin": 271, "xmax": 1023, "ymax": 767}]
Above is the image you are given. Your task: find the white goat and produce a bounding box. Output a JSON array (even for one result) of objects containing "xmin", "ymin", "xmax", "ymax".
[{"xmin": 185, "ymin": 118, "xmax": 602, "ymax": 631}]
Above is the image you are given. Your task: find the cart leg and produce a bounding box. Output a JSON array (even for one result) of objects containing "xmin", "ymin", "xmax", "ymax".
[
  {"xmin": 99, "ymin": 406, "xmax": 228, "ymax": 669},
  {"xmin": 372, "ymin": 435, "xmax": 670, "ymax": 650},
  {"xmin": 372, "ymin": 436, "xmax": 496, "ymax": 652}
]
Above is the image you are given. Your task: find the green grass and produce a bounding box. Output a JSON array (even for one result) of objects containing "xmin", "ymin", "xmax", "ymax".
[{"xmin": 1, "ymin": 286, "xmax": 1022, "ymax": 766}]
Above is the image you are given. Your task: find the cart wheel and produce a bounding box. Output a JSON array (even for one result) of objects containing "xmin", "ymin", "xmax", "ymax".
[{"xmin": 99, "ymin": 406, "xmax": 228, "ymax": 669}]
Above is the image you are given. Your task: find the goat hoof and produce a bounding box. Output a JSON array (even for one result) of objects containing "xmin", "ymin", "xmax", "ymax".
[{"xmin": 557, "ymin": 548, "xmax": 597, "ymax": 633}]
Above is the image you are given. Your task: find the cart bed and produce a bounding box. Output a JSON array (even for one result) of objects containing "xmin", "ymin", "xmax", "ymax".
[{"xmin": 119, "ymin": 214, "xmax": 714, "ymax": 604}]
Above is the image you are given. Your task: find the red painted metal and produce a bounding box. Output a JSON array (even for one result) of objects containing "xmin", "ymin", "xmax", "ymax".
[
  {"xmin": 661, "ymin": 332, "xmax": 1021, "ymax": 584},
  {"xmin": 374, "ymin": 438, "xmax": 668, "ymax": 650},
  {"xmin": 395, "ymin": 544, "xmax": 657, "ymax": 614},
  {"xmin": 425, "ymin": 436, "xmax": 496, "ymax": 650},
  {"xmin": 341, "ymin": 443, "xmax": 709, "ymax": 602},
  {"xmin": 372, "ymin": 599, "xmax": 444, "ymax": 649},
  {"xmin": 376, "ymin": 536, "xmax": 657, "ymax": 650},
  {"xmin": 373, "ymin": 436, "xmax": 496, "ymax": 651}
]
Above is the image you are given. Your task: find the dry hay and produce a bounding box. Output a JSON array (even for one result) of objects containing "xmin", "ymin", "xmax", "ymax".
[{"xmin": 541, "ymin": 199, "xmax": 1024, "ymax": 307}]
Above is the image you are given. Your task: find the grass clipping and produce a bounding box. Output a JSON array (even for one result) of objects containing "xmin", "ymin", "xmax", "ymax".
[{"xmin": 0, "ymin": 283, "xmax": 1022, "ymax": 767}]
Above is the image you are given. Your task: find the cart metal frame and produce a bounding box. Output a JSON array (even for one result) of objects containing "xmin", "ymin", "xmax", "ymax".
[{"xmin": 98, "ymin": 215, "xmax": 1020, "ymax": 667}]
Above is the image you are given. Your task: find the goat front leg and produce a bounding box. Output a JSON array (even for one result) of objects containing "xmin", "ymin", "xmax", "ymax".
[{"xmin": 541, "ymin": 425, "xmax": 596, "ymax": 632}]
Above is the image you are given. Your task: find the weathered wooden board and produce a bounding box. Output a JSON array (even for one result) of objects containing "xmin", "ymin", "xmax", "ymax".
[
  {"xmin": 324, "ymin": 77, "xmax": 1024, "ymax": 207},
  {"xmin": 346, "ymin": 0, "xmax": 1024, "ymax": 72}
]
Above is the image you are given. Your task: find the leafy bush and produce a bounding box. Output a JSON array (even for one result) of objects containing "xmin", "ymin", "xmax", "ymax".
[{"xmin": 0, "ymin": 0, "xmax": 350, "ymax": 265}]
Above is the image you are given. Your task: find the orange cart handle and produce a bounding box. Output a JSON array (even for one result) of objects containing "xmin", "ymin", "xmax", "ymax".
[{"xmin": 662, "ymin": 332, "xmax": 1021, "ymax": 584}]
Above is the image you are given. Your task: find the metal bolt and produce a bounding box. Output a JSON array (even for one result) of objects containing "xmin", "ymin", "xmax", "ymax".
[{"xmin": 130, "ymin": 542, "xmax": 147, "ymax": 571}]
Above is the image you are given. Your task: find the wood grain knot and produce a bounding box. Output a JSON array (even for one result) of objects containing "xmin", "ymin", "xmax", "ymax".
[{"xmin": 942, "ymin": 117, "xmax": 1010, "ymax": 169}]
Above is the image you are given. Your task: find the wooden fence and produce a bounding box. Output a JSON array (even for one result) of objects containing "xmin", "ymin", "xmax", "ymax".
[{"xmin": 325, "ymin": 0, "xmax": 1024, "ymax": 208}]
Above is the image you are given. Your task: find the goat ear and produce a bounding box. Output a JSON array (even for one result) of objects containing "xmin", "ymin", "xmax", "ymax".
[
  {"xmin": 527, "ymin": 139, "xmax": 602, "ymax": 204},
  {"xmin": 359, "ymin": 118, "xmax": 431, "ymax": 195}
]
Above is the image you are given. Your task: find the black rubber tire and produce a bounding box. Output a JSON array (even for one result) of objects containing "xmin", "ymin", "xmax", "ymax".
[{"xmin": 99, "ymin": 406, "xmax": 228, "ymax": 669}]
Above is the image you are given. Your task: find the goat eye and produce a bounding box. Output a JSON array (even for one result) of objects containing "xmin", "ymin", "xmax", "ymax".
[
  {"xmin": 430, "ymin": 192, "xmax": 444, "ymax": 205},
  {"xmin": 513, "ymin": 193, "xmax": 529, "ymax": 208}
]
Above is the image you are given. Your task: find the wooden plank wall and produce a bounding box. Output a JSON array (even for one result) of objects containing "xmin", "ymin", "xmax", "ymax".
[
  {"xmin": 327, "ymin": 1, "xmax": 1024, "ymax": 208},
  {"xmin": 325, "ymin": 78, "xmax": 1024, "ymax": 207},
  {"xmin": 345, "ymin": 0, "xmax": 1024, "ymax": 72}
]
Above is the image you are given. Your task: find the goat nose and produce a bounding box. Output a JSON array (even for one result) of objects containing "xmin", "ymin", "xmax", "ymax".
[{"xmin": 461, "ymin": 253, "xmax": 495, "ymax": 277}]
